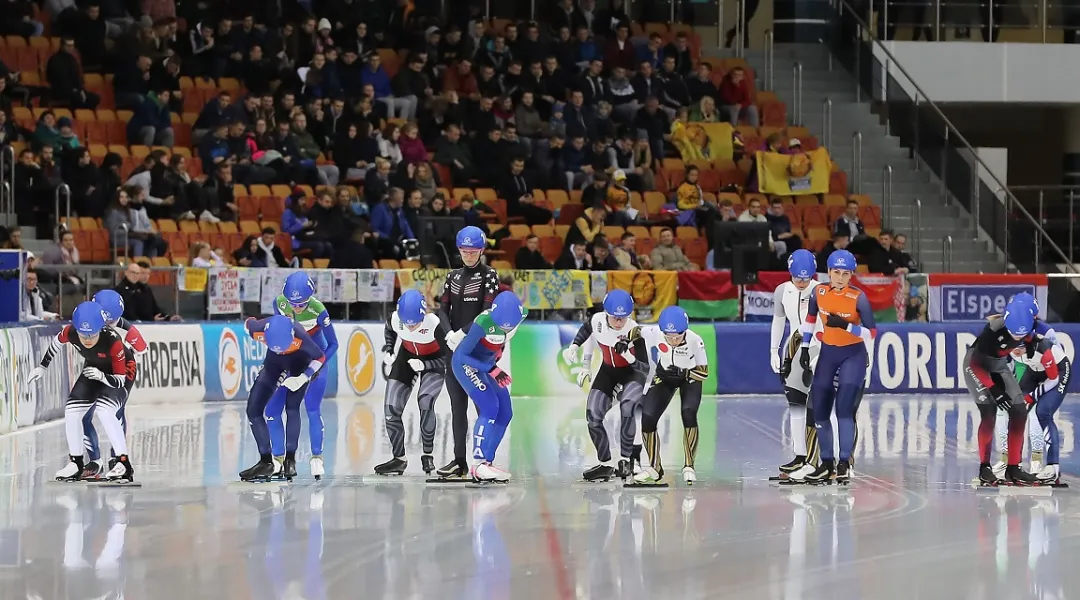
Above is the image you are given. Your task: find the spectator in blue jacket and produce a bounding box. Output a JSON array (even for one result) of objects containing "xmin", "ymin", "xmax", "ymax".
[
  {"xmin": 280, "ymin": 194, "xmax": 333, "ymax": 259},
  {"xmin": 127, "ymin": 90, "xmax": 175, "ymax": 147},
  {"xmin": 369, "ymin": 186, "xmax": 414, "ymax": 259},
  {"xmin": 359, "ymin": 53, "xmax": 412, "ymax": 119},
  {"xmin": 192, "ymin": 92, "xmax": 236, "ymax": 143},
  {"xmin": 198, "ymin": 122, "xmax": 232, "ymax": 169}
]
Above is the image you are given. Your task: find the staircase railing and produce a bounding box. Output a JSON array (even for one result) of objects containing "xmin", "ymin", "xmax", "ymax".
[{"xmin": 825, "ymin": 0, "xmax": 1076, "ymax": 274}]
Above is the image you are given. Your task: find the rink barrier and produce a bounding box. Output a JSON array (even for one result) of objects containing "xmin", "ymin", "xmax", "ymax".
[{"xmin": 3, "ymin": 321, "xmax": 1079, "ymax": 432}]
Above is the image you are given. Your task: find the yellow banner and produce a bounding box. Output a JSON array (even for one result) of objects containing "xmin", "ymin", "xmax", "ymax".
[
  {"xmin": 756, "ymin": 148, "xmax": 831, "ymax": 196},
  {"xmin": 606, "ymin": 271, "xmax": 678, "ymax": 323},
  {"xmin": 179, "ymin": 267, "xmax": 208, "ymax": 292},
  {"xmin": 671, "ymin": 121, "xmax": 734, "ymax": 163},
  {"xmin": 396, "ymin": 269, "xmax": 593, "ymax": 310}
]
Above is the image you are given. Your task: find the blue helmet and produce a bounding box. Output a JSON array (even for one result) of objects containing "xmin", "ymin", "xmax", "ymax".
[
  {"xmin": 92, "ymin": 289, "xmax": 125, "ymax": 323},
  {"xmin": 397, "ymin": 289, "xmax": 428, "ymax": 326},
  {"xmin": 73, "ymin": 301, "xmax": 107, "ymax": 336},
  {"xmin": 1011, "ymin": 292, "xmax": 1038, "ymax": 316},
  {"xmin": 787, "ymin": 249, "xmax": 816, "ymax": 279},
  {"xmin": 263, "ymin": 315, "xmax": 297, "ymax": 353},
  {"xmin": 283, "ymin": 271, "xmax": 316, "ymax": 306},
  {"xmin": 456, "ymin": 226, "xmax": 486, "ymax": 250},
  {"xmin": 658, "ymin": 306, "xmax": 689, "ymax": 335},
  {"xmin": 827, "ymin": 249, "xmax": 857, "ymax": 272},
  {"xmin": 602, "ymin": 290, "xmax": 634, "ymax": 318},
  {"xmin": 490, "ymin": 291, "xmax": 526, "ymax": 330}
]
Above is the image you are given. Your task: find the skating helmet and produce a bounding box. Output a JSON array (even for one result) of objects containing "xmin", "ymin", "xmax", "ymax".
[
  {"xmin": 397, "ymin": 289, "xmax": 428, "ymax": 327},
  {"xmin": 73, "ymin": 301, "xmax": 107, "ymax": 336},
  {"xmin": 602, "ymin": 290, "xmax": 634, "ymax": 318},
  {"xmin": 282, "ymin": 271, "xmax": 316, "ymax": 307},
  {"xmin": 658, "ymin": 306, "xmax": 689, "ymax": 335},
  {"xmin": 490, "ymin": 290, "xmax": 526, "ymax": 331},
  {"xmin": 263, "ymin": 315, "xmax": 296, "ymax": 353},
  {"xmin": 787, "ymin": 249, "xmax": 816, "ymax": 279},
  {"xmin": 826, "ymin": 249, "xmax": 857, "ymax": 272},
  {"xmin": 1004, "ymin": 297, "xmax": 1036, "ymax": 337},
  {"xmin": 455, "ymin": 226, "xmax": 486, "ymax": 250},
  {"xmin": 92, "ymin": 289, "xmax": 125, "ymax": 323},
  {"xmin": 1010, "ymin": 291, "xmax": 1039, "ymax": 317}
]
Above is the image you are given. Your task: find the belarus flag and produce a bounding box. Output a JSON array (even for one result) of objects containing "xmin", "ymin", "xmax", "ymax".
[{"xmin": 678, "ymin": 271, "xmax": 740, "ymax": 320}]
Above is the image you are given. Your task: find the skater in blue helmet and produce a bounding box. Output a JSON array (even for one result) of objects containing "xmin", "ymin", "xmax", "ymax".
[{"xmin": 451, "ymin": 290, "xmax": 527, "ymax": 482}]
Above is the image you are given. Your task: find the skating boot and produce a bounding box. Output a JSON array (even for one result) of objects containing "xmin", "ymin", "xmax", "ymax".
[
  {"xmin": 992, "ymin": 460, "xmax": 1006, "ymax": 480},
  {"xmin": 835, "ymin": 460, "xmax": 852, "ymax": 485},
  {"xmin": 271, "ymin": 455, "xmax": 285, "ymax": 480},
  {"xmin": 471, "ymin": 462, "xmax": 510, "ymax": 483},
  {"xmin": 978, "ymin": 464, "xmax": 1002, "ymax": 486},
  {"xmin": 55, "ymin": 456, "xmax": 85, "ymax": 482},
  {"xmin": 632, "ymin": 465, "xmax": 664, "ymax": 485},
  {"xmin": 374, "ymin": 457, "xmax": 408, "ymax": 476},
  {"xmin": 783, "ymin": 462, "xmax": 816, "ymax": 485},
  {"xmin": 282, "ymin": 454, "xmax": 297, "ymax": 481},
  {"xmin": 778, "ymin": 455, "xmax": 807, "ymax": 476},
  {"xmin": 107, "ymin": 454, "xmax": 119, "ymax": 472},
  {"xmin": 615, "ymin": 458, "xmax": 633, "ymax": 479},
  {"xmin": 436, "ymin": 458, "xmax": 469, "ymax": 479},
  {"xmin": 803, "ymin": 460, "xmax": 835, "ymax": 485},
  {"xmin": 81, "ymin": 461, "xmax": 103, "ymax": 480},
  {"xmin": 1005, "ymin": 464, "xmax": 1040, "ymax": 487},
  {"xmin": 683, "ymin": 466, "xmax": 697, "ymax": 485},
  {"xmin": 1035, "ymin": 464, "xmax": 1061, "ymax": 485},
  {"xmin": 105, "ymin": 455, "xmax": 134, "ymax": 483},
  {"xmin": 239, "ymin": 456, "xmax": 276, "ymax": 482},
  {"xmin": 583, "ymin": 464, "xmax": 615, "ymax": 482},
  {"xmin": 310, "ymin": 455, "xmax": 324, "ymax": 481},
  {"xmin": 421, "ymin": 455, "xmax": 435, "ymax": 475},
  {"xmin": 1030, "ymin": 458, "xmax": 1043, "ymax": 475}
]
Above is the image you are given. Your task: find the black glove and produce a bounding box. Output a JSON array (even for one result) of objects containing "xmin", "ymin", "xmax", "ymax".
[
  {"xmin": 799, "ymin": 347, "xmax": 812, "ymax": 388},
  {"xmin": 825, "ymin": 313, "xmax": 849, "ymax": 329},
  {"xmin": 613, "ymin": 339, "xmax": 630, "ymax": 355},
  {"xmin": 656, "ymin": 365, "xmax": 686, "ymax": 384},
  {"xmin": 780, "ymin": 358, "xmax": 792, "ymax": 380},
  {"xmin": 992, "ymin": 388, "xmax": 1012, "ymax": 412}
]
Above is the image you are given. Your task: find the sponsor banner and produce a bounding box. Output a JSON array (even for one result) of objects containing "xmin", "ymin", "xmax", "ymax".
[
  {"xmin": 179, "ymin": 267, "xmax": 209, "ymax": 292},
  {"xmin": 356, "ymin": 269, "xmax": 396, "ymax": 303},
  {"xmin": 4, "ymin": 324, "xmax": 72, "ymax": 427},
  {"xmin": 928, "ymin": 274, "xmax": 1048, "ymax": 322},
  {"xmin": 607, "ymin": 271, "xmax": 678, "ymax": 323},
  {"xmin": 129, "ymin": 324, "xmax": 206, "ymax": 403},
  {"xmin": 742, "ymin": 271, "xmax": 788, "ymax": 322},
  {"xmin": 589, "ymin": 272, "xmax": 608, "ymax": 305},
  {"xmin": 397, "ymin": 269, "xmax": 592, "ymax": 310},
  {"xmin": 207, "ymin": 268, "xmax": 242, "ymax": 315}
]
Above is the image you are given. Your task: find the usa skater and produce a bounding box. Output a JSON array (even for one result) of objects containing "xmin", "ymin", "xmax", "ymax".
[
  {"xmin": 374, "ymin": 289, "xmax": 448, "ymax": 476},
  {"xmin": 452, "ymin": 290, "xmax": 527, "ymax": 482},
  {"xmin": 563, "ymin": 290, "xmax": 647, "ymax": 482},
  {"xmin": 239, "ymin": 315, "xmax": 326, "ymax": 482},
  {"xmin": 633, "ymin": 306, "xmax": 710, "ymax": 486},
  {"xmin": 35, "ymin": 301, "xmax": 136, "ymax": 482},
  {"xmin": 798, "ymin": 250, "xmax": 875, "ymax": 485},
  {"xmin": 80, "ymin": 289, "xmax": 147, "ymax": 479},
  {"xmin": 264, "ymin": 272, "xmax": 339, "ymax": 480},
  {"xmin": 768, "ymin": 249, "xmax": 837, "ymax": 482}
]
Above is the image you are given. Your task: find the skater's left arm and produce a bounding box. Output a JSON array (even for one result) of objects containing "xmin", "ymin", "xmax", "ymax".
[
  {"xmin": 1031, "ymin": 344, "xmax": 1068, "ymax": 402},
  {"xmin": 687, "ymin": 332, "xmax": 709, "ymax": 382},
  {"xmin": 481, "ymin": 268, "xmax": 500, "ymax": 309},
  {"xmin": 99, "ymin": 338, "xmax": 129, "ymax": 388},
  {"xmin": 316, "ymin": 309, "xmax": 339, "ymax": 362},
  {"xmin": 799, "ymin": 292, "xmax": 819, "ymax": 346},
  {"xmin": 842, "ymin": 293, "xmax": 878, "ymax": 343},
  {"xmin": 454, "ymin": 323, "xmax": 495, "ymax": 371},
  {"xmin": 119, "ymin": 318, "xmax": 148, "ymax": 354},
  {"xmin": 295, "ymin": 326, "xmax": 327, "ymax": 379}
]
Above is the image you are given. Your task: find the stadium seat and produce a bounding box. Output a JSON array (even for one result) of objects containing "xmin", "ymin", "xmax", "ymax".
[
  {"xmin": 508, "ymin": 224, "xmax": 531, "ymax": 238},
  {"xmin": 539, "ymin": 236, "xmax": 563, "ymax": 263},
  {"xmin": 378, "ymin": 259, "xmax": 400, "ymax": 269},
  {"xmin": 532, "ymin": 224, "xmax": 554, "ymax": 237}
]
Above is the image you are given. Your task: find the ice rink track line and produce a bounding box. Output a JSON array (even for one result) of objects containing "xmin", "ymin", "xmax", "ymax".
[{"xmin": 534, "ymin": 470, "xmax": 575, "ymax": 600}]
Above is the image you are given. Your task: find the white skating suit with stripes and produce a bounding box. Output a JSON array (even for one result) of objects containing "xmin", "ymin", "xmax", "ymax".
[
  {"xmin": 639, "ymin": 326, "xmax": 709, "ymax": 394},
  {"xmin": 386, "ymin": 312, "xmax": 445, "ymax": 362},
  {"xmin": 580, "ymin": 312, "xmax": 640, "ymax": 368},
  {"xmin": 770, "ymin": 281, "xmax": 822, "ymax": 393}
]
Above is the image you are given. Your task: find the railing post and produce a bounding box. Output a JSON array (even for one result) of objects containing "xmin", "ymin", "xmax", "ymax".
[
  {"xmin": 792, "ymin": 62, "xmax": 803, "ymax": 126},
  {"xmin": 852, "ymin": 132, "xmax": 863, "ymax": 194},
  {"xmin": 1036, "ymin": 190, "xmax": 1043, "ymax": 273},
  {"xmin": 971, "ymin": 167, "xmax": 980, "ymax": 240},
  {"xmin": 913, "ymin": 94, "xmax": 921, "ymax": 171},
  {"xmin": 55, "ymin": 184, "xmax": 71, "ymax": 234},
  {"xmin": 940, "ymin": 126, "xmax": 949, "ymax": 205},
  {"xmin": 1003, "ymin": 191, "xmax": 1010, "ymax": 272},
  {"xmin": 1070, "ymin": 190, "xmax": 1075, "ymax": 265},
  {"xmin": 883, "ymin": 0, "xmax": 889, "ymax": 40},
  {"xmin": 822, "ymin": 98, "xmax": 833, "ymax": 149},
  {"xmin": 114, "ymin": 223, "xmax": 129, "ymax": 264},
  {"xmin": 934, "ymin": 0, "xmax": 941, "ymax": 40},
  {"xmin": 1042, "ymin": 0, "xmax": 1048, "ymax": 43},
  {"xmin": 737, "ymin": 0, "xmax": 746, "ymax": 58},
  {"xmin": 944, "ymin": 235, "xmax": 953, "ymax": 272},
  {"xmin": 764, "ymin": 30, "xmax": 774, "ymax": 90},
  {"xmin": 882, "ymin": 165, "xmax": 893, "ymax": 225},
  {"xmin": 913, "ymin": 198, "xmax": 922, "ymax": 263}
]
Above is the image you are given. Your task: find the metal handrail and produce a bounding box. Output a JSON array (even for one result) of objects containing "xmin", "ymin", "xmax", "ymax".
[
  {"xmin": 0, "ymin": 145, "xmax": 12, "ymax": 217},
  {"xmin": 736, "ymin": 0, "xmax": 746, "ymax": 58},
  {"xmin": 943, "ymin": 235, "xmax": 953, "ymax": 273},
  {"xmin": 852, "ymin": 132, "xmax": 863, "ymax": 194},
  {"xmin": 1, "ymin": 181, "xmax": 8, "ymax": 222},
  {"xmin": 113, "ymin": 223, "xmax": 129, "ymax": 264},
  {"xmin": 913, "ymin": 198, "xmax": 922, "ymax": 263},
  {"xmin": 792, "ymin": 62, "xmax": 803, "ymax": 126},
  {"xmin": 822, "ymin": 98, "xmax": 833, "ymax": 149},
  {"xmin": 764, "ymin": 30, "xmax": 774, "ymax": 90},
  {"xmin": 834, "ymin": 0, "xmax": 1076, "ymax": 273},
  {"xmin": 55, "ymin": 184, "xmax": 71, "ymax": 231},
  {"xmin": 882, "ymin": 165, "xmax": 893, "ymax": 225}
]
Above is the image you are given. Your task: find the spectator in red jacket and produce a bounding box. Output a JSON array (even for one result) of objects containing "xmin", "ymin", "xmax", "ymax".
[
  {"xmin": 718, "ymin": 67, "xmax": 759, "ymax": 127},
  {"xmin": 603, "ymin": 25, "xmax": 636, "ymax": 72}
]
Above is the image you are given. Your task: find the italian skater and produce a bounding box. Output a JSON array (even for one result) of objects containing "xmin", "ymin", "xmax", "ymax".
[
  {"xmin": 563, "ymin": 290, "xmax": 647, "ymax": 481},
  {"xmin": 965, "ymin": 294, "xmax": 1045, "ymax": 486},
  {"xmin": 798, "ymin": 250, "xmax": 875, "ymax": 485},
  {"xmin": 436, "ymin": 226, "xmax": 500, "ymax": 479},
  {"xmin": 239, "ymin": 315, "xmax": 326, "ymax": 482},
  {"xmin": 768, "ymin": 249, "xmax": 838, "ymax": 482},
  {"xmin": 633, "ymin": 306, "xmax": 710, "ymax": 486},
  {"xmin": 452, "ymin": 290, "xmax": 527, "ymax": 482},
  {"xmin": 374, "ymin": 289, "xmax": 448, "ymax": 476},
  {"xmin": 36, "ymin": 301, "xmax": 136, "ymax": 483},
  {"xmin": 80, "ymin": 289, "xmax": 147, "ymax": 479},
  {"xmin": 264, "ymin": 272, "xmax": 339, "ymax": 480}
]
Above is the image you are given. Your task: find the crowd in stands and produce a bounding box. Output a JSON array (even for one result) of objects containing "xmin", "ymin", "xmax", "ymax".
[{"xmin": 0, "ymin": 0, "xmax": 912, "ymax": 279}]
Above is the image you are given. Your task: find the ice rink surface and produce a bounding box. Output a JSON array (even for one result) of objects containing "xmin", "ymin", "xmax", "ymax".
[{"xmin": 2, "ymin": 394, "xmax": 1079, "ymax": 600}]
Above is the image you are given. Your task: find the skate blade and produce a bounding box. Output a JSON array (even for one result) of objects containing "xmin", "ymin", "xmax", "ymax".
[
  {"xmin": 88, "ymin": 479, "xmax": 141, "ymax": 488},
  {"xmin": 228, "ymin": 480, "xmax": 287, "ymax": 489},
  {"xmin": 769, "ymin": 474, "xmax": 791, "ymax": 482},
  {"xmin": 1049, "ymin": 482, "xmax": 1070, "ymax": 489},
  {"xmin": 972, "ymin": 482, "xmax": 1053, "ymax": 495},
  {"xmin": 466, "ymin": 479, "xmax": 511, "ymax": 486},
  {"xmin": 571, "ymin": 480, "xmax": 619, "ymax": 489},
  {"xmin": 360, "ymin": 475, "xmax": 427, "ymax": 485},
  {"xmin": 625, "ymin": 482, "xmax": 669, "ymax": 489},
  {"xmin": 425, "ymin": 476, "xmax": 474, "ymax": 484}
]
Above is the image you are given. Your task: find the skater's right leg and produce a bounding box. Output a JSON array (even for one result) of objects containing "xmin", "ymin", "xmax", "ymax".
[
  {"xmin": 636, "ymin": 383, "xmax": 675, "ymax": 482},
  {"xmin": 782, "ymin": 388, "xmax": 808, "ymax": 469},
  {"xmin": 264, "ymin": 387, "xmax": 287, "ymax": 458},
  {"xmin": 586, "ymin": 389, "xmax": 616, "ymax": 463},
  {"xmin": 82, "ymin": 407, "xmax": 101, "ymax": 463},
  {"xmin": 375, "ymin": 377, "xmax": 412, "ymax": 475},
  {"xmin": 415, "ymin": 371, "xmax": 443, "ymax": 456},
  {"xmin": 1035, "ymin": 388, "xmax": 1065, "ymax": 481},
  {"xmin": 437, "ymin": 372, "xmax": 471, "ymax": 476},
  {"xmin": 247, "ymin": 364, "xmax": 286, "ymax": 457},
  {"xmin": 59, "ymin": 379, "xmax": 97, "ymax": 479}
]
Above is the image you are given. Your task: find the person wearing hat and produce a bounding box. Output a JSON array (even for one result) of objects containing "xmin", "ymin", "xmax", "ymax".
[{"xmin": 605, "ymin": 169, "xmax": 635, "ymax": 226}]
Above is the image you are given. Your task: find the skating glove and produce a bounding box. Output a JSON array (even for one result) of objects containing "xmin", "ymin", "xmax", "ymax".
[
  {"xmin": 992, "ymin": 389, "xmax": 1012, "ymax": 412},
  {"xmin": 445, "ymin": 329, "xmax": 465, "ymax": 351},
  {"xmin": 655, "ymin": 365, "xmax": 687, "ymax": 384},
  {"xmin": 824, "ymin": 313, "xmax": 849, "ymax": 329},
  {"xmin": 27, "ymin": 366, "xmax": 45, "ymax": 384},
  {"xmin": 562, "ymin": 344, "xmax": 579, "ymax": 365},
  {"xmin": 576, "ymin": 368, "xmax": 591, "ymax": 388},
  {"xmin": 381, "ymin": 352, "xmax": 394, "ymax": 378},
  {"xmin": 799, "ymin": 347, "xmax": 812, "ymax": 387},
  {"xmin": 613, "ymin": 339, "xmax": 630, "ymax": 355},
  {"xmin": 82, "ymin": 366, "xmax": 107, "ymax": 383},
  {"xmin": 779, "ymin": 358, "xmax": 792, "ymax": 380},
  {"xmin": 770, "ymin": 351, "xmax": 781, "ymax": 374},
  {"xmin": 489, "ymin": 366, "xmax": 512, "ymax": 388},
  {"xmin": 407, "ymin": 358, "xmax": 425, "ymax": 372},
  {"xmin": 282, "ymin": 374, "xmax": 310, "ymax": 392}
]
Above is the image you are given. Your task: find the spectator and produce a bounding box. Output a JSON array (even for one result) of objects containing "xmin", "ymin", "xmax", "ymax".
[
  {"xmin": 433, "ymin": 124, "xmax": 475, "ymax": 186},
  {"xmin": 686, "ymin": 62, "xmax": 719, "ymax": 104},
  {"xmin": 613, "ymin": 231, "xmax": 645, "ymax": 269},
  {"xmin": 335, "ymin": 121, "xmax": 381, "ymax": 180},
  {"xmin": 649, "ymin": 227, "xmax": 697, "ymax": 271},
  {"xmin": 65, "ymin": 148, "xmax": 103, "ymax": 217},
  {"xmin": 41, "ymin": 229, "xmax": 83, "ymax": 286},
  {"xmin": 370, "ymin": 187, "xmax": 415, "ymax": 259},
  {"xmin": 673, "ymin": 166, "xmax": 718, "ymax": 230},
  {"xmin": 634, "ymin": 97, "xmax": 670, "ymax": 167},
  {"xmin": 604, "ymin": 170, "xmax": 635, "ymax": 226},
  {"xmin": 689, "ymin": 96, "xmax": 720, "ymax": 123},
  {"xmin": 398, "ymin": 121, "xmax": 428, "ymax": 165},
  {"xmin": 603, "ymin": 25, "xmax": 635, "ymax": 71},
  {"xmin": 766, "ymin": 198, "xmax": 802, "ymax": 258},
  {"xmin": 391, "ymin": 56, "xmax": 428, "ymax": 121},
  {"xmin": 499, "ymin": 157, "xmax": 553, "ymax": 226},
  {"xmin": 833, "ymin": 199, "xmax": 866, "ymax": 240},
  {"xmin": 450, "ymin": 193, "xmax": 491, "ymax": 232},
  {"xmin": 127, "ymin": 89, "xmax": 175, "ymax": 147},
  {"xmin": 893, "ymin": 233, "xmax": 919, "ymax": 272},
  {"xmin": 515, "ymin": 234, "xmax": 551, "ymax": 269},
  {"xmin": 114, "ymin": 55, "xmax": 154, "ymax": 110},
  {"xmin": 0, "ymin": 108, "xmax": 19, "ymax": 147},
  {"xmin": 402, "ymin": 188, "xmax": 425, "ymax": 235},
  {"xmin": 291, "ymin": 113, "xmax": 340, "ymax": 185},
  {"xmin": 190, "ymin": 241, "xmax": 224, "ymax": 267},
  {"xmin": 365, "ymin": 157, "xmax": 393, "ymax": 205},
  {"xmin": 32, "ymin": 111, "xmax": 63, "ymax": 153},
  {"xmin": 281, "ymin": 195, "xmax": 333, "ymax": 259},
  {"xmin": 193, "ymin": 92, "xmax": 235, "ymax": 142},
  {"xmin": 254, "ymin": 227, "xmax": 291, "ymax": 267},
  {"xmin": 718, "ymin": 67, "xmax": 759, "ymax": 127},
  {"xmin": 591, "ymin": 238, "xmax": 619, "ymax": 270},
  {"xmin": 2, "ymin": 0, "xmax": 43, "ymax": 40},
  {"xmin": 103, "ymin": 188, "xmax": 144, "ymax": 258},
  {"xmin": 866, "ymin": 229, "xmax": 910, "ymax": 276},
  {"xmin": 328, "ymin": 228, "xmax": 375, "ymax": 269},
  {"xmin": 378, "ymin": 123, "xmax": 404, "ymax": 167},
  {"xmin": 423, "ymin": 192, "xmax": 451, "ymax": 217},
  {"xmin": 663, "ymin": 32, "xmax": 694, "ymax": 76},
  {"xmin": 555, "ymin": 241, "xmax": 592, "ymax": 270},
  {"xmin": 737, "ymin": 196, "xmax": 775, "ymax": 252},
  {"xmin": 3, "ymin": 228, "xmax": 23, "ymax": 249},
  {"xmin": 816, "ymin": 232, "xmax": 850, "ymax": 273},
  {"xmin": 200, "ymin": 162, "xmax": 239, "ymax": 223},
  {"xmin": 362, "ymin": 53, "xmax": 412, "ymax": 119},
  {"xmin": 566, "ymin": 203, "xmax": 606, "ymax": 249},
  {"xmin": 114, "ymin": 260, "xmax": 180, "ymax": 321},
  {"xmin": 411, "ymin": 162, "xmax": 440, "ymax": 204},
  {"xmin": 126, "ymin": 185, "xmax": 168, "ymax": 258},
  {"xmin": 25, "ymin": 270, "xmax": 59, "ymax": 321}
]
